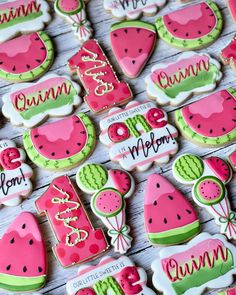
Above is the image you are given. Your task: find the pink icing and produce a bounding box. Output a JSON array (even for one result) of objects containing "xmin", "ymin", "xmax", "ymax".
[
  {"xmin": 0, "ymin": 212, "xmax": 47, "ymax": 277},
  {"xmin": 229, "ymin": 0, "xmax": 236, "ymax": 22},
  {"xmin": 108, "ymin": 122, "xmax": 130, "ymax": 143},
  {"xmin": 110, "ymin": 24, "xmax": 156, "ymax": 78},
  {"xmin": 167, "ymin": 4, "xmax": 203, "ymax": 25},
  {"xmin": 95, "ymin": 190, "xmax": 122, "ymax": 214},
  {"xmin": 0, "ymin": 147, "xmax": 21, "ymax": 170},
  {"xmin": 221, "ymin": 38, "xmax": 236, "ymax": 61},
  {"xmin": 144, "ymin": 174, "xmax": 199, "ymax": 233},
  {"xmin": 35, "ymin": 176, "xmax": 108, "ymax": 268},
  {"xmin": 0, "ymin": 0, "xmax": 32, "ymax": 10},
  {"xmin": 0, "ymin": 35, "xmax": 32, "ymax": 57},
  {"xmin": 198, "ymin": 179, "xmax": 221, "ymax": 201},
  {"xmin": 6, "ymin": 212, "xmax": 42, "ymax": 242},
  {"xmin": 68, "ymin": 39, "xmax": 132, "ymax": 114},
  {"xmin": 162, "ymin": 239, "xmax": 224, "ymax": 266},
  {"xmin": 117, "ymin": 266, "xmax": 142, "ymax": 294},
  {"xmin": 227, "ymin": 287, "xmax": 236, "ymax": 295},
  {"xmin": 163, "ymin": 3, "xmax": 217, "ymax": 40},
  {"xmin": 182, "ymin": 89, "xmax": 236, "ymax": 137},
  {"xmin": 229, "ymin": 150, "xmax": 236, "ymax": 169},
  {"xmin": 204, "ymin": 157, "xmax": 231, "ymax": 183},
  {"xmin": 145, "ymin": 108, "xmax": 167, "ymax": 128},
  {"xmin": 76, "ymin": 288, "xmax": 96, "ymax": 295},
  {"xmin": 109, "ymin": 169, "xmax": 132, "ymax": 195},
  {"xmin": 30, "ymin": 115, "xmax": 87, "ymax": 160},
  {"xmin": 11, "ymin": 77, "xmax": 66, "ymax": 100}
]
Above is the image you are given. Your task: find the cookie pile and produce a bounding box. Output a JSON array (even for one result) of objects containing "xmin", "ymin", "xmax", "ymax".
[{"xmin": 0, "ymin": 0, "xmax": 235, "ymax": 295}]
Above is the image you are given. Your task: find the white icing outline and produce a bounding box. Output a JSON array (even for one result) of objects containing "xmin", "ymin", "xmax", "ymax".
[
  {"xmin": 2, "ymin": 73, "xmax": 81, "ymax": 128},
  {"xmin": 0, "ymin": 0, "xmax": 51, "ymax": 43},
  {"xmin": 152, "ymin": 233, "xmax": 236, "ymax": 295},
  {"xmin": 67, "ymin": 256, "xmax": 156, "ymax": 295},
  {"xmin": 99, "ymin": 101, "xmax": 179, "ymax": 171},
  {"xmin": 104, "ymin": 0, "xmax": 166, "ymax": 20},
  {"xmin": 145, "ymin": 52, "xmax": 222, "ymax": 106}
]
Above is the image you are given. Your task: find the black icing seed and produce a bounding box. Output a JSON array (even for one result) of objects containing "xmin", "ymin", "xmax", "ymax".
[
  {"xmin": 189, "ymin": 115, "xmax": 193, "ymax": 120},
  {"xmin": 124, "ymin": 48, "xmax": 128, "ymax": 53},
  {"xmin": 210, "ymin": 129, "xmax": 213, "ymax": 134},
  {"xmin": 39, "ymin": 145, "xmax": 43, "ymax": 149},
  {"xmin": 51, "ymin": 152, "xmax": 55, "ymax": 156},
  {"xmin": 34, "ymin": 135, "xmax": 39, "ymax": 138},
  {"xmin": 0, "ymin": 61, "xmax": 3, "ymax": 65},
  {"xmin": 153, "ymin": 200, "xmax": 157, "ymax": 206},
  {"xmin": 164, "ymin": 218, "xmax": 167, "ymax": 224},
  {"xmin": 124, "ymin": 29, "xmax": 128, "ymax": 33},
  {"xmin": 40, "ymin": 47, "xmax": 46, "ymax": 50},
  {"xmin": 10, "ymin": 238, "xmax": 15, "ymax": 244},
  {"xmin": 6, "ymin": 265, "xmax": 11, "ymax": 271},
  {"xmin": 156, "ymin": 183, "xmax": 160, "ymax": 188},
  {"xmin": 38, "ymin": 266, "xmax": 43, "ymax": 273},
  {"xmin": 139, "ymin": 48, "xmax": 142, "ymax": 53},
  {"xmin": 186, "ymin": 209, "xmax": 192, "ymax": 214},
  {"xmin": 177, "ymin": 214, "xmax": 181, "ymax": 220},
  {"xmin": 149, "ymin": 218, "xmax": 152, "ymax": 224},
  {"xmin": 22, "ymin": 224, "xmax": 26, "ymax": 229},
  {"xmin": 29, "ymin": 239, "xmax": 34, "ymax": 245},
  {"xmin": 137, "ymin": 28, "xmax": 140, "ymax": 33},
  {"xmin": 77, "ymin": 143, "xmax": 81, "ymax": 146},
  {"xmin": 66, "ymin": 150, "xmax": 70, "ymax": 154},
  {"xmin": 198, "ymin": 31, "xmax": 202, "ymax": 34},
  {"xmin": 197, "ymin": 124, "xmax": 201, "ymax": 129},
  {"xmin": 36, "ymin": 59, "xmax": 41, "ymax": 63},
  {"xmin": 26, "ymin": 64, "xmax": 30, "ymax": 69},
  {"xmin": 113, "ymin": 33, "xmax": 117, "ymax": 37},
  {"xmin": 168, "ymin": 195, "xmax": 173, "ymax": 200},
  {"xmin": 12, "ymin": 66, "xmax": 16, "ymax": 72},
  {"xmin": 222, "ymin": 128, "xmax": 226, "ymax": 132},
  {"xmin": 132, "ymin": 60, "xmax": 135, "ymax": 64},
  {"xmin": 35, "ymin": 37, "xmax": 40, "ymax": 40},
  {"xmin": 23, "ymin": 266, "xmax": 27, "ymax": 273}
]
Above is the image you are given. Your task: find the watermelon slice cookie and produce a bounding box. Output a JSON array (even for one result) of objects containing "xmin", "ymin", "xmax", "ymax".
[
  {"xmin": 0, "ymin": 212, "xmax": 47, "ymax": 292},
  {"xmin": 23, "ymin": 113, "xmax": 96, "ymax": 171},
  {"xmin": 175, "ymin": 88, "xmax": 236, "ymax": 147},
  {"xmin": 110, "ymin": 21, "xmax": 157, "ymax": 78},
  {"xmin": 76, "ymin": 163, "xmax": 135, "ymax": 254},
  {"xmin": 0, "ymin": 31, "xmax": 54, "ymax": 82},
  {"xmin": 156, "ymin": 1, "xmax": 223, "ymax": 50},
  {"xmin": 144, "ymin": 174, "xmax": 200, "ymax": 246}
]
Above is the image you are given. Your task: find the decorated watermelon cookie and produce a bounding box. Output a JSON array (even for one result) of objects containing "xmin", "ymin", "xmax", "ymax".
[
  {"xmin": 68, "ymin": 39, "xmax": 133, "ymax": 114},
  {"xmin": 67, "ymin": 256, "xmax": 156, "ymax": 295},
  {"xmin": 2, "ymin": 74, "xmax": 81, "ymax": 128},
  {"xmin": 54, "ymin": 0, "xmax": 92, "ymax": 44},
  {"xmin": 110, "ymin": 21, "xmax": 157, "ymax": 78},
  {"xmin": 156, "ymin": 1, "xmax": 223, "ymax": 50},
  {"xmin": 229, "ymin": 150, "xmax": 236, "ymax": 171},
  {"xmin": 145, "ymin": 52, "xmax": 222, "ymax": 106},
  {"xmin": 0, "ymin": 212, "xmax": 47, "ymax": 292},
  {"xmin": 144, "ymin": 174, "xmax": 200, "ymax": 246},
  {"xmin": 23, "ymin": 113, "xmax": 96, "ymax": 171},
  {"xmin": 221, "ymin": 37, "xmax": 236, "ymax": 73},
  {"xmin": 76, "ymin": 163, "xmax": 135, "ymax": 254},
  {"xmin": 36, "ymin": 175, "xmax": 109, "ymax": 268},
  {"xmin": 0, "ymin": 139, "xmax": 33, "ymax": 207},
  {"xmin": 0, "ymin": 31, "xmax": 54, "ymax": 82},
  {"xmin": 0, "ymin": 0, "xmax": 51, "ymax": 43},
  {"xmin": 175, "ymin": 88, "xmax": 236, "ymax": 147},
  {"xmin": 173, "ymin": 154, "xmax": 236, "ymax": 240},
  {"xmin": 152, "ymin": 233, "xmax": 236, "ymax": 295}
]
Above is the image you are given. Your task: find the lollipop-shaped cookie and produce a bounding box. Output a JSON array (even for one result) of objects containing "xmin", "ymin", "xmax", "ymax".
[
  {"xmin": 77, "ymin": 163, "xmax": 134, "ymax": 254},
  {"xmin": 173, "ymin": 154, "xmax": 236, "ymax": 239}
]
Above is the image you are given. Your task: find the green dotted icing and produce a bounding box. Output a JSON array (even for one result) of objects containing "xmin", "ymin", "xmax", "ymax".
[
  {"xmin": 23, "ymin": 113, "xmax": 95, "ymax": 170},
  {"xmin": 0, "ymin": 31, "xmax": 54, "ymax": 82},
  {"xmin": 77, "ymin": 164, "xmax": 108, "ymax": 192},
  {"xmin": 174, "ymin": 154, "xmax": 204, "ymax": 182},
  {"xmin": 94, "ymin": 277, "xmax": 124, "ymax": 295},
  {"xmin": 125, "ymin": 114, "xmax": 151, "ymax": 138},
  {"xmin": 156, "ymin": 1, "xmax": 223, "ymax": 50}
]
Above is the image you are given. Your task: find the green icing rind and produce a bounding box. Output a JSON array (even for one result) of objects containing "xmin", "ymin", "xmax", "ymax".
[
  {"xmin": 175, "ymin": 108, "xmax": 236, "ymax": 147},
  {"xmin": 174, "ymin": 154, "xmax": 204, "ymax": 182},
  {"xmin": 94, "ymin": 276, "xmax": 124, "ymax": 295},
  {"xmin": 0, "ymin": 273, "xmax": 46, "ymax": 292},
  {"xmin": 111, "ymin": 20, "xmax": 156, "ymax": 33},
  {"xmin": 194, "ymin": 176, "xmax": 225, "ymax": 206},
  {"xmin": 156, "ymin": 1, "xmax": 223, "ymax": 50},
  {"xmin": 172, "ymin": 249, "xmax": 234, "ymax": 295},
  {"xmin": 77, "ymin": 164, "xmax": 108, "ymax": 192},
  {"xmin": 148, "ymin": 220, "xmax": 200, "ymax": 245},
  {"xmin": 0, "ymin": 31, "xmax": 54, "ymax": 82},
  {"xmin": 23, "ymin": 113, "xmax": 95, "ymax": 170}
]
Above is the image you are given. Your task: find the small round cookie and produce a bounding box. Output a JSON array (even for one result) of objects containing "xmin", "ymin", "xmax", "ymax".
[
  {"xmin": 156, "ymin": 1, "xmax": 223, "ymax": 50},
  {"xmin": 145, "ymin": 51, "xmax": 222, "ymax": 106},
  {"xmin": 0, "ymin": 0, "xmax": 51, "ymax": 43},
  {"xmin": 0, "ymin": 139, "xmax": 33, "ymax": 207},
  {"xmin": 23, "ymin": 113, "xmax": 96, "ymax": 170},
  {"xmin": 103, "ymin": 0, "xmax": 167, "ymax": 20},
  {"xmin": 2, "ymin": 74, "xmax": 81, "ymax": 128},
  {"xmin": 0, "ymin": 31, "xmax": 54, "ymax": 82},
  {"xmin": 0, "ymin": 212, "xmax": 47, "ymax": 292},
  {"xmin": 110, "ymin": 20, "xmax": 157, "ymax": 78},
  {"xmin": 175, "ymin": 88, "xmax": 236, "ymax": 147}
]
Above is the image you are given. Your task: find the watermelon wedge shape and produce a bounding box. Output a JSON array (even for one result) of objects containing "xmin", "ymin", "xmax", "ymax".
[
  {"xmin": 175, "ymin": 88, "xmax": 236, "ymax": 147},
  {"xmin": 144, "ymin": 174, "xmax": 200, "ymax": 246},
  {"xmin": 156, "ymin": 1, "xmax": 223, "ymax": 50},
  {"xmin": 23, "ymin": 114, "xmax": 96, "ymax": 170},
  {"xmin": 0, "ymin": 31, "xmax": 54, "ymax": 82},
  {"xmin": 110, "ymin": 21, "xmax": 157, "ymax": 78},
  {"xmin": 0, "ymin": 212, "xmax": 47, "ymax": 292}
]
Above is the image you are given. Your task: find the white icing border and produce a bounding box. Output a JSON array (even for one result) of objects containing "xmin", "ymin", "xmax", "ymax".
[
  {"xmin": 2, "ymin": 73, "xmax": 81, "ymax": 128},
  {"xmin": 145, "ymin": 52, "xmax": 222, "ymax": 106},
  {"xmin": 0, "ymin": 0, "xmax": 51, "ymax": 43},
  {"xmin": 152, "ymin": 232, "xmax": 236, "ymax": 295}
]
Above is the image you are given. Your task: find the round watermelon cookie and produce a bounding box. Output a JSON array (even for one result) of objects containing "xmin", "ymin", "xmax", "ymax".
[
  {"xmin": 23, "ymin": 113, "xmax": 96, "ymax": 171},
  {"xmin": 156, "ymin": 1, "xmax": 223, "ymax": 50},
  {"xmin": 110, "ymin": 20, "xmax": 157, "ymax": 78},
  {"xmin": 0, "ymin": 31, "xmax": 54, "ymax": 82},
  {"xmin": 175, "ymin": 88, "xmax": 236, "ymax": 147}
]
